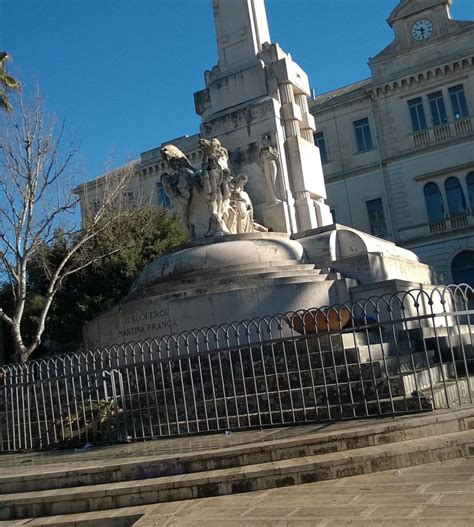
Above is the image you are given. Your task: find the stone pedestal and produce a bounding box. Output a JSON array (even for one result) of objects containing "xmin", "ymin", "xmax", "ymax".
[
  {"xmin": 262, "ymin": 201, "xmax": 292, "ymax": 233},
  {"xmin": 83, "ymin": 233, "xmax": 357, "ymax": 349},
  {"xmin": 83, "ymin": 225, "xmax": 442, "ymax": 350}
]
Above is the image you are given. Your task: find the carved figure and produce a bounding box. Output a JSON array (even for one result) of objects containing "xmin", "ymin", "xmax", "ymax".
[
  {"xmin": 161, "ymin": 139, "xmax": 264, "ymax": 240},
  {"xmin": 199, "ymin": 138, "xmax": 232, "ymax": 236},
  {"xmin": 260, "ymin": 144, "xmax": 282, "ymax": 205},
  {"xmin": 160, "ymin": 145, "xmax": 196, "ymax": 237},
  {"xmin": 160, "ymin": 144, "xmax": 195, "ymax": 172},
  {"xmin": 227, "ymin": 175, "xmax": 268, "ymax": 234}
]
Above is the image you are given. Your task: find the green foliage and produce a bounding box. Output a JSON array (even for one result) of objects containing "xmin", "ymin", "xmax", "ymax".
[{"xmin": 22, "ymin": 208, "xmax": 187, "ymax": 353}]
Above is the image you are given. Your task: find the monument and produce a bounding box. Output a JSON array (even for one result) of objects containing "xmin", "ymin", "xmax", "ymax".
[
  {"xmin": 83, "ymin": 0, "xmax": 437, "ymax": 348},
  {"xmin": 195, "ymin": 0, "xmax": 333, "ymax": 234}
]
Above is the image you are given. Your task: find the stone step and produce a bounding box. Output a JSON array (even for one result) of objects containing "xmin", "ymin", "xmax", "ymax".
[
  {"xmin": 0, "ymin": 507, "xmax": 146, "ymax": 526},
  {"xmin": 380, "ymin": 349, "xmax": 437, "ymax": 372},
  {"xmin": 272, "ymin": 273, "xmax": 329, "ymax": 284},
  {"xmin": 345, "ymin": 342, "xmax": 402, "ymax": 362},
  {"xmin": 151, "ymin": 264, "xmax": 322, "ymax": 290},
  {"xmin": 404, "ymin": 325, "xmax": 473, "ymax": 341},
  {"xmin": 145, "ymin": 270, "xmax": 332, "ymax": 298},
  {"xmin": 433, "ymin": 345, "xmax": 474, "ymax": 372},
  {"xmin": 425, "ymin": 337, "xmax": 474, "ymax": 359},
  {"xmin": 400, "ymin": 363, "xmax": 455, "ymax": 391},
  {"xmin": 304, "ymin": 332, "xmax": 387, "ymax": 351},
  {"xmin": 164, "ymin": 259, "xmax": 312, "ymax": 279},
  {"xmin": 430, "ymin": 378, "xmax": 474, "ymax": 408},
  {"xmin": 2, "ymin": 406, "xmax": 470, "ymax": 497},
  {"xmin": 1, "ymin": 427, "xmax": 472, "ymax": 520}
]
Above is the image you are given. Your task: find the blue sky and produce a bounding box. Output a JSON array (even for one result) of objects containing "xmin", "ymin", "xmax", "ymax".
[{"xmin": 2, "ymin": 0, "xmax": 473, "ymax": 181}]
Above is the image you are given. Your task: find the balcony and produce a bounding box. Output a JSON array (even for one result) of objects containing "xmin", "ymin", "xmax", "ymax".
[
  {"xmin": 399, "ymin": 212, "xmax": 474, "ymax": 243},
  {"xmin": 412, "ymin": 116, "xmax": 473, "ymax": 150}
]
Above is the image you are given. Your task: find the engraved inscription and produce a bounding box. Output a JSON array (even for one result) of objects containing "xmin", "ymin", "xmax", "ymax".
[{"xmin": 118, "ymin": 307, "xmax": 177, "ymax": 338}]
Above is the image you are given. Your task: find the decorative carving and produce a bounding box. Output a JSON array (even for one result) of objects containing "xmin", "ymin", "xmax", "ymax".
[
  {"xmin": 160, "ymin": 145, "xmax": 195, "ymax": 236},
  {"xmin": 199, "ymin": 138, "xmax": 232, "ymax": 236},
  {"xmin": 161, "ymin": 139, "xmax": 264, "ymax": 240},
  {"xmin": 260, "ymin": 142, "xmax": 282, "ymax": 205},
  {"xmin": 227, "ymin": 174, "xmax": 267, "ymax": 234}
]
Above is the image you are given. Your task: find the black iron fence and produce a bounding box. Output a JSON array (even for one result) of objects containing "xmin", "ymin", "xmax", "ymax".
[{"xmin": 1, "ymin": 285, "xmax": 473, "ymax": 452}]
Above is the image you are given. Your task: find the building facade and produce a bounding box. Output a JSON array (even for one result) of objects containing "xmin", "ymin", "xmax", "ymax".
[{"xmin": 309, "ymin": 0, "xmax": 474, "ymax": 284}]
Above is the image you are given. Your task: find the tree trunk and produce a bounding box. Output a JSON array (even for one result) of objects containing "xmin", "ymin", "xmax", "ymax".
[{"xmin": 11, "ymin": 324, "xmax": 30, "ymax": 364}]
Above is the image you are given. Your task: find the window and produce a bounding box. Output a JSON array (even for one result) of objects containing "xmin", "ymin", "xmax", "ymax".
[
  {"xmin": 408, "ymin": 97, "xmax": 427, "ymax": 132},
  {"xmin": 157, "ymin": 183, "xmax": 171, "ymax": 208},
  {"xmin": 445, "ymin": 177, "xmax": 467, "ymax": 216},
  {"xmin": 366, "ymin": 198, "xmax": 387, "ymax": 237},
  {"xmin": 449, "ymin": 85, "xmax": 469, "ymax": 119},
  {"xmin": 314, "ymin": 131, "xmax": 329, "ymax": 164},
  {"xmin": 451, "ymin": 251, "xmax": 474, "ymax": 287},
  {"xmin": 467, "ymin": 172, "xmax": 474, "ymax": 211},
  {"xmin": 428, "ymin": 91, "xmax": 447, "ymax": 126},
  {"xmin": 424, "ymin": 182, "xmax": 445, "ymax": 222},
  {"xmin": 353, "ymin": 118, "xmax": 373, "ymax": 153},
  {"xmin": 330, "ymin": 208, "xmax": 336, "ymax": 223}
]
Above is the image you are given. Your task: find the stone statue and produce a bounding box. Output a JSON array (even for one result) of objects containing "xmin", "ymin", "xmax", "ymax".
[
  {"xmin": 199, "ymin": 138, "xmax": 232, "ymax": 236},
  {"xmin": 160, "ymin": 145, "xmax": 196, "ymax": 236},
  {"xmin": 260, "ymin": 143, "xmax": 282, "ymax": 205},
  {"xmin": 160, "ymin": 138, "xmax": 264, "ymax": 240},
  {"xmin": 227, "ymin": 174, "xmax": 268, "ymax": 234}
]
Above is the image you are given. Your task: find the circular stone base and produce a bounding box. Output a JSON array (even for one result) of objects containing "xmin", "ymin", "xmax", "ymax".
[
  {"xmin": 83, "ymin": 234, "xmax": 345, "ymax": 348},
  {"xmin": 129, "ymin": 233, "xmax": 305, "ymax": 296}
]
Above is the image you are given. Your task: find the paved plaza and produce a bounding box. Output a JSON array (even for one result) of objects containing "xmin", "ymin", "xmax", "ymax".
[{"xmin": 136, "ymin": 457, "xmax": 474, "ymax": 526}]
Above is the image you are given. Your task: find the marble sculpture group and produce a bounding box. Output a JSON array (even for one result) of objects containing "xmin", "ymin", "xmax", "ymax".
[{"xmin": 160, "ymin": 138, "xmax": 267, "ymax": 240}]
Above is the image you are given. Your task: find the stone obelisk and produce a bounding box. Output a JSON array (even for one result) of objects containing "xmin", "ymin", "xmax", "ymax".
[{"xmin": 195, "ymin": 0, "xmax": 332, "ymax": 234}]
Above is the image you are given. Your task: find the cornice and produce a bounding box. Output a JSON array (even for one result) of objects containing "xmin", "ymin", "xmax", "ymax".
[
  {"xmin": 368, "ymin": 54, "xmax": 474, "ymax": 98},
  {"xmin": 413, "ymin": 161, "xmax": 474, "ymax": 181}
]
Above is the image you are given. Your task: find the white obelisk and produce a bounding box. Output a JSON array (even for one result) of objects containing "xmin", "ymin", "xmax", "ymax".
[{"xmin": 195, "ymin": 0, "xmax": 332, "ymax": 233}]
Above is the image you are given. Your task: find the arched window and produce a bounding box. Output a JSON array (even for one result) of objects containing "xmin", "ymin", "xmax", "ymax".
[
  {"xmin": 423, "ymin": 182, "xmax": 444, "ymax": 222},
  {"xmin": 445, "ymin": 177, "xmax": 467, "ymax": 216},
  {"xmin": 467, "ymin": 172, "xmax": 474, "ymax": 212},
  {"xmin": 451, "ymin": 251, "xmax": 474, "ymax": 287}
]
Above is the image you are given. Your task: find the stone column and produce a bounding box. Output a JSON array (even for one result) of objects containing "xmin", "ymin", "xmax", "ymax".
[{"xmin": 279, "ymin": 83, "xmax": 301, "ymax": 138}]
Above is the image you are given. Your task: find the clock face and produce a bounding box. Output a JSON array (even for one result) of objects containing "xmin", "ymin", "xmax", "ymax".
[{"xmin": 411, "ymin": 19, "xmax": 433, "ymax": 41}]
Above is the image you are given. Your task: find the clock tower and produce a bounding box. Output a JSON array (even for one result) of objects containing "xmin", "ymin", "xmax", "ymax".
[
  {"xmin": 387, "ymin": 0, "xmax": 453, "ymax": 49},
  {"xmin": 368, "ymin": 0, "xmax": 462, "ymax": 80}
]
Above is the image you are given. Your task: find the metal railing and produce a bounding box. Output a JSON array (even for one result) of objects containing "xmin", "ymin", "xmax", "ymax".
[{"xmin": 1, "ymin": 285, "xmax": 473, "ymax": 452}]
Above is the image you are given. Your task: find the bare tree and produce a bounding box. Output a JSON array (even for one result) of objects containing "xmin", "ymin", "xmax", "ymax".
[{"xmin": 0, "ymin": 90, "xmax": 135, "ymax": 363}]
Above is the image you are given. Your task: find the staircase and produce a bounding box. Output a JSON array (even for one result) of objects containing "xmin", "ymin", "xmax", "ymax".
[
  {"xmin": 127, "ymin": 258, "xmax": 356, "ymax": 299},
  {"xmin": 0, "ymin": 407, "xmax": 473, "ymax": 525}
]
